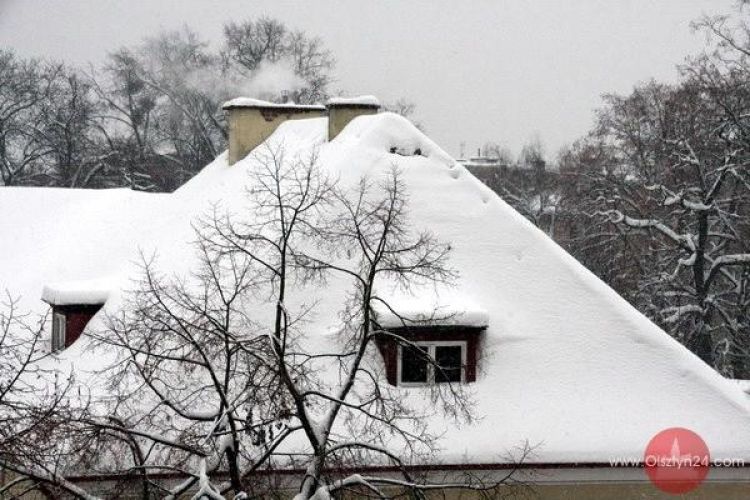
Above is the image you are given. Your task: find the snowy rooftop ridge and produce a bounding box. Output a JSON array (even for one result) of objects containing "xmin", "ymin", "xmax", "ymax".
[
  {"xmin": 221, "ymin": 97, "xmax": 325, "ymax": 110},
  {"xmin": 222, "ymin": 96, "xmax": 380, "ymax": 110},
  {"xmin": 326, "ymin": 95, "xmax": 380, "ymax": 107}
]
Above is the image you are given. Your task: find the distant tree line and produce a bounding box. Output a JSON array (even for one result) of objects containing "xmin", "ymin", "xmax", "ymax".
[
  {"xmin": 474, "ymin": 7, "xmax": 750, "ymax": 378},
  {"xmin": 0, "ymin": 18, "xmax": 334, "ymax": 191},
  {"xmin": 469, "ymin": 137, "xmax": 561, "ymax": 233}
]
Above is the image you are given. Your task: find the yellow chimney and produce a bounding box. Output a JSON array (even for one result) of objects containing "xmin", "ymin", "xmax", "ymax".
[
  {"xmin": 223, "ymin": 98, "xmax": 326, "ymax": 165},
  {"xmin": 326, "ymin": 96, "xmax": 380, "ymax": 141}
]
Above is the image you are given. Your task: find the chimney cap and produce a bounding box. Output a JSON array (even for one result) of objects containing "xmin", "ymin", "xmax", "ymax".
[
  {"xmin": 326, "ymin": 95, "xmax": 380, "ymax": 108},
  {"xmin": 222, "ymin": 97, "xmax": 325, "ymax": 112}
]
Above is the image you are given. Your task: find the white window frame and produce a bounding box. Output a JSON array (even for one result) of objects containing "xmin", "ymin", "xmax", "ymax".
[
  {"xmin": 51, "ymin": 311, "xmax": 66, "ymax": 352},
  {"xmin": 397, "ymin": 340, "xmax": 467, "ymax": 386}
]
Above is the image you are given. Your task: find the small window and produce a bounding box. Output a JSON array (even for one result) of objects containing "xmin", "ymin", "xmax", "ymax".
[
  {"xmin": 435, "ymin": 345, "xmax": 463, "ymax": 383},
  {"xmin": 401, "ymin": 345, "xmax": 429, "ymax": 383},
  {"xmin": 398, "ymin": 341, "xmax": 466, "ymax": 385},
  {"xmin": 51, "ymin": 312, "xmax": 66, "ymax": 352}
]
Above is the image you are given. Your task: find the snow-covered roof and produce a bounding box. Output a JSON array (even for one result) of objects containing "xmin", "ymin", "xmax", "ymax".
[
  {"xmin": 731, "ymin": 379, "xmax": 750, "ymax": 397},
  {"xmin": 222, "ymin": 97, "xmax": 325, "ymax": 110},
  {"xmin": 2, "ymin": 112, "xmax": 750, "ymax": 466},
  {"xmin": 42, "ymin": 280, "xmax": 111, "ymax": 306},
  {"xmin": 373, "ymin": 292, "xmax": 489, "ymax": 328},
  {"xmin": 0, "ymin": 187, "xmax": 168, "ymax": 312},
  {"xmin": 326, "ymin": 95, "xmax": 380, "ymax": 107}
]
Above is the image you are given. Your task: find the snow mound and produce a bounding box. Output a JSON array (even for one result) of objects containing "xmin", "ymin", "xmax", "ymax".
[{"xmin": 332, "ymin": 112, "xmax": 454, "ymax": 165}]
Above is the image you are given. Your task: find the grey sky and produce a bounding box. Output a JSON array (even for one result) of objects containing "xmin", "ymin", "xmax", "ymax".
[{"xmin": 0, "ymin": 0, "xmax": 736, "ymax": 158}]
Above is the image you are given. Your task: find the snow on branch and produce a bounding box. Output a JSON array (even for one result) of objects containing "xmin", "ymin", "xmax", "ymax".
[
  {"xmin": 706, "ymin": 253, "xmax": 750, "ymax": 286},
  {"xmin": 662, "ymin": 304, "xmax": 704, "ymax": 324},
  {"xmin": 601, "ymin": 209, "xmax": 693, "ymax": 248}
]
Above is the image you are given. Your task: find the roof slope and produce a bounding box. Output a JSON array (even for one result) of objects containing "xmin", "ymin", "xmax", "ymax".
[
  {"xmin": 1, "ymin": 113, "xmax": 750, "ymax": 464},
  {"xmin": 0, "ymin": 188, "xmax": 168, "ymax": 311}
]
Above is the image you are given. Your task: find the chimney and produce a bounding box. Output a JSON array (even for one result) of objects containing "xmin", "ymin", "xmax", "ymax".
[
  {"xmin": 326, "ymin": 96, "xmax": 380, "ymax": 141},
  {"xmin": 223, "ymin": 98, "xmax": 326, "ymax": 165}
]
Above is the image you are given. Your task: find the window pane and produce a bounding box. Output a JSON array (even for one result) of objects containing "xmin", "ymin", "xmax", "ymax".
[
  {"xmin": 401, "ymin": 345, "xmax": 428, "ymax": 383},
  {"xmin": 435, "ymin": 345, "xmax": 462, "ymax": 383},
  {"xmin": 52, "ymin": 313, "xmax": 66, "ymax": 351}
]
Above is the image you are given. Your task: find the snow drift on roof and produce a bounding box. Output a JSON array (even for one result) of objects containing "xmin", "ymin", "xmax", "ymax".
[{"xmin": 0, "ymin": 187, "xmax": 167, "ymax": 314}]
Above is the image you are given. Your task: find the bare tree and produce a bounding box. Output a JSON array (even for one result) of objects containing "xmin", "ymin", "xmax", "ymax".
[
  {"xmin": 87, "ymin": 28, "xmax": 224, "ymax": 192},
  {"xmin": 0, "ymin": 293, "xmax": 104, "ymax": 499},
  {"xmin": 0, "ymin": 50, "xmax": 61, "ymax": 186},
  {"xmin": 85, "ymin": 146, "xmax": 524, "ymax": 498},
  {"xmin": 80, "ymin": 18, "xmax": 335, "ymax": 192},
  {"xmin": 35, "ymin": 68, "xmax": 118, "ymax": 188},
  {"xmin": 1, "ymin": 17, "xmax": 336, "ymax": 192},
  {"xmin": 222, "ymin": 18, "xmax": 335, "ymax": 104}
]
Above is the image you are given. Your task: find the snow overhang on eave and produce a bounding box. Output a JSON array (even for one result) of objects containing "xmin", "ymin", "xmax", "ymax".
[
  {"xmin": 326, "ymin": 95, "xmax": 381, "ymax": 109},
  {"xmin": 374, "ymin": 304, "xmax": 489, "ymax": 330},
  {"xmin": 221, "ymin": 97, "xmax": 325, "ymax": 112},
  {"xmin": 41, "ymin": 279, "xmax": 112, "ymax": 307}
]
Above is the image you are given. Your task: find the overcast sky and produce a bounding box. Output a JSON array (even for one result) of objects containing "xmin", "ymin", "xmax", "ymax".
[{"xmin": 0, "ymin": 0, "xmax": 737, "ymax": 158}]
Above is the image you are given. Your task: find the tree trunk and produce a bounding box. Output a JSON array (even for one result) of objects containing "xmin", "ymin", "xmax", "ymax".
[{"xmin": 692, "ymin": 212, "xmax": 715, "ymax": 367}]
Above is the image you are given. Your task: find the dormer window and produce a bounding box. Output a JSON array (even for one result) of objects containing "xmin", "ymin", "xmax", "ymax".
[
  {"xmin": 373, "ymin": 302, "xmax": 487, "ymax": 387},
  {"xmin": 47, "ymin": 304, "xmax": 104, "ymax": 352},
  {"xmin": 42, "ymin": 282, "xmax": 109, "ymax": 352},
  {"xmin": 376, "ymin": 325, "xmax": 484, "ymax": 386}
]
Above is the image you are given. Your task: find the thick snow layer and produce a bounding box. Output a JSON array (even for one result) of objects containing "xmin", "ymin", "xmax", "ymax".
[
  {"xmin": 41, "ymin": 279, "xmax": 112, "ymax": 305},
  {"xmin": 373, "ymin": 290, "xmax": 489, "ymax": 328},
  {"xmin": 222, "ymin": 97, "xmax": 325, "ymax": 110},
  {"xmin": 3, "ymin": 112, "xmax": 750, "ymax": 467},
  {"xmin": 332, "ymin": 112, "xmax": 455, "ymax": 164},
  {"xmin": 0, "ymin": 187, "xmax": 168, "ymax": 314},
  {"xmin": 326, "ymin": 95, "xmax": 380, "ymax": 107},
  {"xmin": 376, "ymin": 308, "xmax": 489, "ymax": 329}
]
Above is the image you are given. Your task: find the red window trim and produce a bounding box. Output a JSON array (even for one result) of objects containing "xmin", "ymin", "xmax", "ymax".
[{"xmin": 51, "ymin": 304, "xmax": 103, "ymax": 350}]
